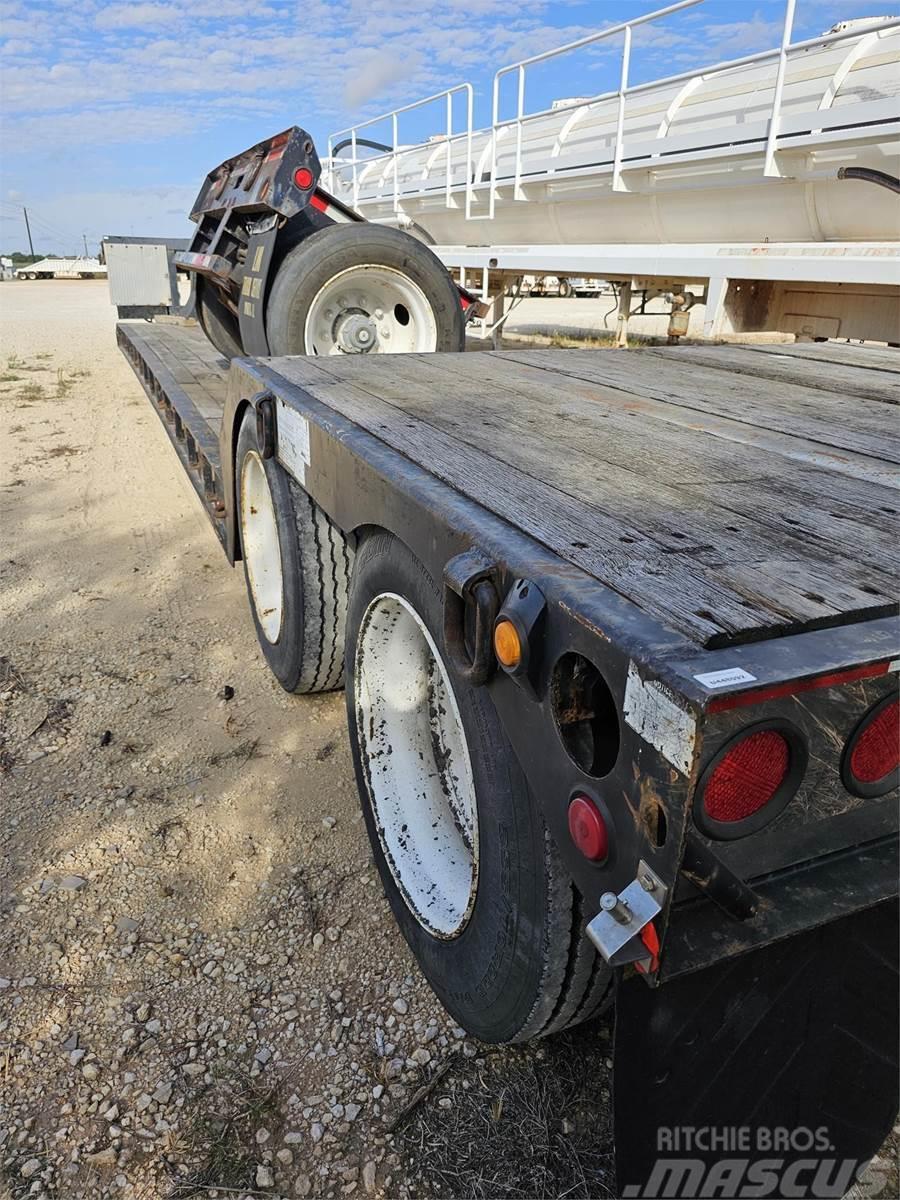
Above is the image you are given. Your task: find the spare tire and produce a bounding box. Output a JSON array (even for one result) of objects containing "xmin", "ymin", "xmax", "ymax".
[{"xmin": 266, "ymin": 224, "xmax": 465, "ymax": 356}]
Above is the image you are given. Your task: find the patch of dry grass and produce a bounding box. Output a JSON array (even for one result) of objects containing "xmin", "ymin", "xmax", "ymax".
[{"xmin": 397, "ymin": 1020, "xmax": 616, "ymax": 1199}]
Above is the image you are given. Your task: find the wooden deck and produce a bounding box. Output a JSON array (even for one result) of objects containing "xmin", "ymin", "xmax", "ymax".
[
  {"xmin": 120, "ymin": 321, "xmax": 898, "ymax": 649},
  {"xmin": 268, "ymin": 343, "xmax": 899, "ymax": 648}
]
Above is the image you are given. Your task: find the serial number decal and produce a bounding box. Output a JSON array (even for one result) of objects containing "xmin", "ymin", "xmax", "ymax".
[
  {"xmin": 623, "ymin": 662, "xmax": 696, "ymax": 776},
  {"xmin": 693, "ymin": 667, "xmax": 757, "ymax": 689},
  {"xmin": 276, "ymin": 399, "xmax": 311, "ymax": 486}
]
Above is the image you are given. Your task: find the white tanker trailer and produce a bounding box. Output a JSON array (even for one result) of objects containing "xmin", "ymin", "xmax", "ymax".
[{"xmin": 323, "ymin": 0, "xmax": 900, "ymax": 344}]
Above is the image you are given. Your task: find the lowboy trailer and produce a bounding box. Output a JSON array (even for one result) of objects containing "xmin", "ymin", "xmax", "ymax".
[{"xmin": 118, "ymin": 321, "xmax": 899, "ymax": 1197}]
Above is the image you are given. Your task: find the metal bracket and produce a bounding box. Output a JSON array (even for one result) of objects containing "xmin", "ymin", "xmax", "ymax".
[
  {"xmin": 442, "ymin": 549, "xmax": 499, "ymax": 687},
  {"xmin": 254, "ymin": 391, "xmax": 276, "ymax": 459},
  {"xmin": 586, "ymin": 860, "xmax": 668, "ymax": 967}
]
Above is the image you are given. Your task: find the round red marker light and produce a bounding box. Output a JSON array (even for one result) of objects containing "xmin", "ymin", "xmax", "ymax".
[
  {"xmin": 843, "ymin": 695, "xmax": 899, "ymax": 797},
  {"xmin": 293, "ymin": 167, "xmax": 314, "ymax": 190},
  {"xmin": 694, "ymin": 721, "xmax": 806, "ymax": 840},
  {"xmin": 704, "ymin": 729, "xmax": 790, "ymax": 823},
  {"xmin": 568, "ymin": 794, "xmax": 609, "ymax": 862}
]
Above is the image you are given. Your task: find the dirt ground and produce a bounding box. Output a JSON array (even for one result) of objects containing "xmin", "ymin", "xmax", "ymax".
[
  {"xmin": 1, "ymin": 281, "xmax": 896, "ymax": 1200},
  {"xmin": 0, "ymin": 280, "xmax": 617, "ymax": 1200}
]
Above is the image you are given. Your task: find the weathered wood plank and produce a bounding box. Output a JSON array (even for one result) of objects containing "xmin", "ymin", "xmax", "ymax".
[
  {"xmin": 642, "ymin": 343, "xmax": 900, "ymax": 406},
  {"xmin": 270, "ymin": 355, "xmax": 792, "ymax": 644},
  {"xmin": 496, "ymin": 348, "xmax": 899, "ymax": 463},
  {"xmin": 747, "ymin": 342, "xmax": 900, "ymax": 375},
  {"xmin": 270, "ymin": 353, "xmax": 895, "ymax": 646},
  {"xmin": 343, "ymin": 351, "xmax": 898, "ymax": 581}
]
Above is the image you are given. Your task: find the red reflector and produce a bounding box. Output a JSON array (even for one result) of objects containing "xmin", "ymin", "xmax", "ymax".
[
  {"xmin": 704, "ymin": 730, "xmax": 789, "ymax": 823},
  {"xmin": 850, "ymin": 698, "xmax": 899, "ymax": 784},
  {"xmin": 294, "ymin": 167, "xmax": 314, "ymax": 190},
  {"xmin": 309, "ymin": 193, "xmax": 328, "ymax": 212},
  {"xmin": 568, "ymin": 795, "xmax": 609, "ymax": 861}
]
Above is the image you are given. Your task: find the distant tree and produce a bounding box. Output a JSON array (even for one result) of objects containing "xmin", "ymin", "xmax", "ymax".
[{"xmin": 6, "ymin": 252, "xmax": 41, "ymax": 264}]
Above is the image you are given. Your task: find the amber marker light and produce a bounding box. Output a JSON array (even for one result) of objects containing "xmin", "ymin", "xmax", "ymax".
[{"xmin": 493, "ymin": 618, "xmax": 522, "ymax": 670}]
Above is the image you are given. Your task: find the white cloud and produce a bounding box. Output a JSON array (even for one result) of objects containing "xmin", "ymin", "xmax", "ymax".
[
  {"xmin": 343, "ymin": 49, "xmax": 424, "ymax": 108},
  {"xmin": 95, "ymin": 3, "xmax": 174, "ymax": 30}
]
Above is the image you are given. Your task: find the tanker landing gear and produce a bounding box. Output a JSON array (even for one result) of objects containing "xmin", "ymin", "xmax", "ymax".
[{"xmin": 614, "ymin": 281, "xmax": 700, "ymax": 347}]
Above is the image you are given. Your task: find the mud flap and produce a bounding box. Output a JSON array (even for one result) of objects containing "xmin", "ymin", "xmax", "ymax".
[{"xmin": 613, "ymin": 899, "xmax": 899, "ymax": 1199}]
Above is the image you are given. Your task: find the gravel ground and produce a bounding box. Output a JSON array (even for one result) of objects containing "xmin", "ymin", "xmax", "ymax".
[{"xmin": 0, "ymin": 281, "xmax": 615, "ymax": 1200}]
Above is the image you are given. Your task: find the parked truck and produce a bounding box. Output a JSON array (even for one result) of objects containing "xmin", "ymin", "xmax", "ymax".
[{"xmin": 117, "ymin": 302, "xmax": 899, "ymax": 1193}]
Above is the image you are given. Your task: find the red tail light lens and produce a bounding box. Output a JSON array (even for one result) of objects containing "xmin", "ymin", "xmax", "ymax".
[
  {"xmin": 568, "ymin": 794, "xmax": 609, "ymax": 862},
  {"xmin": 843, "ymin": 695, "xmax": 899, "ymax": 797},
  {"xmin": 293, "ymin": 167, "xmax": 314, "ymax": 190},
  {"xmin": 695, "ymin": 723, "xmax": 805, "ymax": 840}
]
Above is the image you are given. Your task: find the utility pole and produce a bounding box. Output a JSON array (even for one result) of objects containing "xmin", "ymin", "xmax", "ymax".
[
  {"xmin": 82, "ymin": 234, "xmax": 89, "ymax": 256},
  {"xmin": 23, "ymin": 207, "xmax": 35, "ymax": 257}
]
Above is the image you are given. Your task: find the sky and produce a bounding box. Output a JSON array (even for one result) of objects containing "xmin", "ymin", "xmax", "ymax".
[{"xmin": 1, "ymin": 0, "xmax": 896, "ymax": 255}]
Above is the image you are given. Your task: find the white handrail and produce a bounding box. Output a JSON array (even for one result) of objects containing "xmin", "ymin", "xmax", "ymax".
[
  {"xmin": 764, "ymin": 0, "xmax": 797, "ymax": 176},
  {"xmin": 326, "ymin": 83, "xmax": 475, "ymax": 217},
  {"xmin": 326, "ymin": 2, "xmax": 900, "ymax": 217},
  {"xmin": 488, "ymin": 0, "xmax": 702, "ymax": 210}
]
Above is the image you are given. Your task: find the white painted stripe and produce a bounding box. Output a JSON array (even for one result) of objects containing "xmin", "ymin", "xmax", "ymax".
[{"xmin": 624, "ymin": 662, "xmax": 696, "ymax": 776}]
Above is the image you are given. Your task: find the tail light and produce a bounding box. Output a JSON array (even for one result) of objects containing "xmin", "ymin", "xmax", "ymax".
[
  {"xmin": 694, "ymin": 722, "xmax": 806, "ymax": 840},
  {"xmin": 293, "ymin": 167, "xmax": 314, "ymax": 190},
  {"xmin": 568, "ymin": 793, "xmax": 610, "ymax": 862},
  {"xmin": 842, "ymin": 695, "xmax": 899, "ymax": 797}
]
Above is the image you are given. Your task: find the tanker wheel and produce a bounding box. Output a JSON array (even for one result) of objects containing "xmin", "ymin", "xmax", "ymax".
[
  {"xmin": 26, "ymin": 272, "xmax": 37, "ymax": 280},
  {"xmin": 558, "ymin": 278, "xmax": 572, "ymax": 298},
  {"xmin": 266, "ymin": 225, "xmax": 465, "ymax": 356},
  {"xmin": 196, "ymin": 279, "xmax": 243, "ymax": 359}
]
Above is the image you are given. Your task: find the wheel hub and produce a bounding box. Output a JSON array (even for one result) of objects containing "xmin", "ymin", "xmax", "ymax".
[
  {"xmin": 334, "ymin": 310, "xmax": 378, "ymax": 354},
  {"xmin": 355, "ymin": 592, "xmax": 478, "ymax": 937},
  {"xmin": 304, "ymin": 264, "xmax": 438, "ymax": 355}
]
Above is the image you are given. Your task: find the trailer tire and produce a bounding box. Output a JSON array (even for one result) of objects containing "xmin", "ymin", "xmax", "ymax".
[
  {"xmin": 236, "ymin": 411, "xmax": 351, "ymax": 693},
  {"xmin": 346, "ymin": 531, "xmax": 613, "ymax": 1043},
  {"xmin": 558, "ymin": 278, "xmax": 572, "ymax": 298},
  {"xmin": 266, "ymin": 224, "xmax": 465, "ymax": 356},
  {"xmin": 197, "ymin": 280, "xmax": 244, "ymax": 360}
]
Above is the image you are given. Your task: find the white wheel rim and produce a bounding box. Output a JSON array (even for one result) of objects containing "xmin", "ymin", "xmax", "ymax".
[
  {"xmin": 304, "ymin": 265, "xmax": 438, "ymax": 355},
  {"xmin": 240, "ymin": 450, "xmax": 284, "ymax": 644},
  {"xmin": 355, "ymin": 592, "xmax": 478, "ymax": 937}
]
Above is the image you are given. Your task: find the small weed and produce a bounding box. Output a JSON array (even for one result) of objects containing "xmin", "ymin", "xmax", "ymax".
[
  {"xmin": 35, "ymin": 352, "xmax": 53, "ymax": 360},
  {"xmin": 0, "ymin": 372, "xmax": 21, "ymax": 383},
  {"xmin": 208, "ymin": 737, "xmax": 261, "ymax": 767},
  {"xmin": 18, "ymin": 382, "xmax": 44, "ymax": 402},
  {"xmin": 7, "ymin": 354, "xmax": 25, "ymax": 370},
  {"xmin": 48, "ymin": 444, "xmax": 80, "ymax": 457},
  {"xmin": 56, "ymin": 369, "xmax": 72, "ymax": 397},
  {"xmin": 167, "ymin": 1063, "xmax": 285, "ymax": 1197},
  {"xmin": 0, "ymin": 656, "xmax": 28, "ymax": 693}
]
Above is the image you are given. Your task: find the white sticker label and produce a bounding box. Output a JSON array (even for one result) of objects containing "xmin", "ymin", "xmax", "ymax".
[
  {"xmin": 623, "ymin": 662, "xmax": 696, "ymax": 776},
  {"xmin": 693, "ymin": 667, "xmax": 757, "ymax": 690},
  {"xmin": 276, "ymin": 399, "xmax": 311, "ymax": 485}
]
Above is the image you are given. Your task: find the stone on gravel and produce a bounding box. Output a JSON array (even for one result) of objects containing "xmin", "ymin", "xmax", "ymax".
[{"xmin": 59, "ymin": 875, "xmax": 87, "ymax": 890}]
